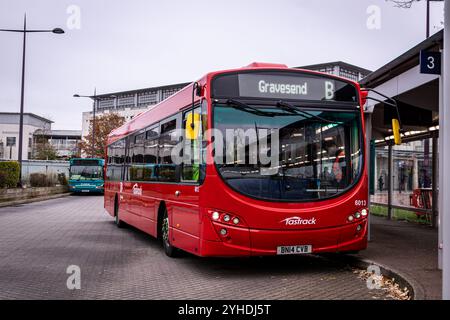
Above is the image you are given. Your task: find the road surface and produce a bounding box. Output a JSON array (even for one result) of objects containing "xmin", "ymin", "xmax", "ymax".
[{"xmin": 0, "ymin": 195, "xmax": 391, "ymax": 300}]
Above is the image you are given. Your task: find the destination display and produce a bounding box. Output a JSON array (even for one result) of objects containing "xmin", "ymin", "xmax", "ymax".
[{"xmin": 212, "ymin": 72, "xmax": 358, "ymax": 103}]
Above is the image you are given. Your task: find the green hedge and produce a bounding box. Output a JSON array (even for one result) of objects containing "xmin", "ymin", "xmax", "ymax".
[{"xmin": 0, "ymin": 161, "xmax": 20, "ymax": 188}]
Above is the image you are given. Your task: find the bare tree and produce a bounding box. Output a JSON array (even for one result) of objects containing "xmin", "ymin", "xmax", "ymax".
[
  {"xmin": 387, "ymin": 0, "xmax": 444, "ymax": 9},
  {"xmin": 387, "ymin": 0, "xmax": 444, "ymax": 37},
  {"xmin": 79, "ymin": 113, "xmax": 125, "ymax": 159},
  {"xmin": 32, "ymin": 128, "xmax": 58, "ymax": 160},
  {"xmin": 386, "ymin": 0, "xmax": 420, "ymax": 9}
]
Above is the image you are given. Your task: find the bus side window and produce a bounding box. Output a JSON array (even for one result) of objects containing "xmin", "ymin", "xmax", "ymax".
[
  {"xmin": 129, "ymin": 132, "xmax": 145, "ymax": 181},
  {"xmin": 144, "ymin": 125, "xmax": 159, "ymax": 181},
  {"xmin": 106, "ymin": 146, "xmax": 112, "ymax": 180},
  {"xmin": 106, "ymin": 140, "xmax": 125, "ymax": 181},
  {"xmin": 158, "ymin": 117, "xmax": 179, "ymax": 182}
]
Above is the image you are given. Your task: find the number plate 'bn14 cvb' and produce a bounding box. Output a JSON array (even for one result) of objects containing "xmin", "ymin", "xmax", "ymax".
[{"xmin": 276, "ymin": 245, "xmax": 312, "ymax": 255}]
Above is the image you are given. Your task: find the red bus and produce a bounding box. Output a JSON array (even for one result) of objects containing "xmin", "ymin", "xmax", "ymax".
[{"xmin": 104, "ymin": 62, "xmax": 369, "ymax": 257}]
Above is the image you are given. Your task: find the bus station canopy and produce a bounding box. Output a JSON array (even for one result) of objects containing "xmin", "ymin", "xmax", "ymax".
[{"xmin": 360, "ymin": 30, "xmax": 442, "ymax": 142}]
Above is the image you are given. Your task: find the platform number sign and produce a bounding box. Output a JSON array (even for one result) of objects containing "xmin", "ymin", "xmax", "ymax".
[{"xmin": 420, "ymin": 50, "xmax": 441, "ymax": 75}]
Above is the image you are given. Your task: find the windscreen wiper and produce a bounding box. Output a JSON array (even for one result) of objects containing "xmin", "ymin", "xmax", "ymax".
[
  {"xmin": 275, "ymin": 101, "xmax": 299, "ymax": 115},
  {"xmin": 226, "ymin": 99, "xmax": 276, "ymax": 117},
  {"xmin": 276, "ymin": 100, "xmax": 342, "ymax": 124}
]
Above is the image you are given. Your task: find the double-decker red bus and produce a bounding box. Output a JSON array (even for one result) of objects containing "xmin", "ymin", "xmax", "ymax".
[{"xmin": 104, "ymin": 62, "xmax": 369, "ymax": 257}]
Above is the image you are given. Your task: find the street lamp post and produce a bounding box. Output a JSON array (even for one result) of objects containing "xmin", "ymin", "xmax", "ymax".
[
  {"xmin": 0, "ymin": 14, "xmax": 64, "ymax": 186},
  {"xmin": 442, "ymin": 0, "xmax": 450, "ymax": 300},
  {"xmin": 74, "ymin": 91, "xmax": 116, "ymax": 158}
]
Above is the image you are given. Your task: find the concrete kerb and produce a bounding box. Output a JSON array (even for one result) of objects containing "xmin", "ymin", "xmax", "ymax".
[
  {"xmin": 0, "ymin": 192, "xmax": 71, "ymax": 208},
  {"xmin": 318, "ymin": 253, "xmax": 424, "ymax": 300},
  {"xmin": 352, "ymin": 258, "xmax": 425, "ymax": 300}
]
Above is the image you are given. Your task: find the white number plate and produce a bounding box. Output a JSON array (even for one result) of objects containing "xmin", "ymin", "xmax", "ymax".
[
  {"xmin": 277, "ymin": 245, "xmax": 312, "ymax": 255},
  {"xmin": 81, "ymin": 190, "xmax": 90, "ymax": 193}
]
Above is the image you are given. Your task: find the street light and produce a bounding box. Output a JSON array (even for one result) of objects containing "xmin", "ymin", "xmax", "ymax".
[
  {"xmin": 0, "ymin": 14, "xmax": 64, "ymax": 186},
  {"xmin": 73, "ymin": 91, "xmax": 116, "ymax": 158},
  {"xmin": 52, "ymin": 28, "xmax": 65, "ymax": 34}
]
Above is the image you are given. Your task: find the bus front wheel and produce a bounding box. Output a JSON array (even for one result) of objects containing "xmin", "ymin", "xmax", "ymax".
[{"xmin": 161, "ymin": 208, "xmax": 178, "ymax": 258}]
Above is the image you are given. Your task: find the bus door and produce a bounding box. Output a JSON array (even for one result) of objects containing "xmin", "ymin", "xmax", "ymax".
[
  {"xmin": 166, "ymin": 108, "xmax": 203, "ymax": 252},
  {"xmin": 120, "ymin": 136, "xmax": 135, "ymax": 223}
]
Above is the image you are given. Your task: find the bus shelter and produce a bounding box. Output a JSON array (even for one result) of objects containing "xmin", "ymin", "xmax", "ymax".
[{"xmin": 360, "ymin": 30, "xmax": 443, "ymax": 269}]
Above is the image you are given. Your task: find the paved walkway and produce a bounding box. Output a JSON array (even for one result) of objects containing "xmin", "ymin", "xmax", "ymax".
[
  {"xmin": 0, "ymin": 195, "xmax": 392, "ymax": 300},
  {"xmin": 357, "ymin": 215, "xmax": 442, "ymax": 299},
  {"xmin": 0, "ymin": 195, "xmax": 441, "ymax": 299}
]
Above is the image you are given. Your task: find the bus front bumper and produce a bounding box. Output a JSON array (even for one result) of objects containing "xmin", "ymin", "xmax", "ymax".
[
  {"xmin": 198, "ymin": 220, "xmax": 367, "ymax": 257},
  {"xmin": 69, "ymin": 185, "xmax": 104, "ymax": 193}
]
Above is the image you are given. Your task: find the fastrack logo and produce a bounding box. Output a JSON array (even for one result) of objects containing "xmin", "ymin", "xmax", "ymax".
[
  {"xmin": 281, "ymin": 216, "xmax": 317, "ymax": 226},
  {"xmin": 132, "ymin": 183, "xmax": 142, "ymax": 196}
]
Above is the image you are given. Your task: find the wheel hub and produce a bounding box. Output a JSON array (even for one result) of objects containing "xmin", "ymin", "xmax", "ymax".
[{"xmin": 162, "ymin": 217, "xmax": 169, "ymax": 245}]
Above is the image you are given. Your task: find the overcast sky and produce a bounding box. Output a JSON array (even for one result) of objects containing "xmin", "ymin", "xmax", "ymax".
[{"xmin": 0, "ymin": 0, "xmax": 444, "ymax": 130}]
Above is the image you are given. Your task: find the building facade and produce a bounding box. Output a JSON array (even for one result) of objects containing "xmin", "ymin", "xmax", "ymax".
[
  {"xmin": 32, "ymin": 129, "xmax": 82, "ymax": 159},
  {"xmin": 81, "ymin": 82, "xmax": 189, "ymax": 139},
  {"xmin": 298, "ymin": 61, "xmax": 372, "ymax": 82},
  {"xmin": 0, "ymin": 112, "xmax": 52, "ymax": 161},
  {"xmin": 0, "ymin": 112, "xmax": 81, "ymax": 161}
]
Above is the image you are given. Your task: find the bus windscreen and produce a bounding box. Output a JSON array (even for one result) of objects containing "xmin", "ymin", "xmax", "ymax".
[{"xmin": 213, "ymin": 104, "xmax": 362, "ymax": 201}]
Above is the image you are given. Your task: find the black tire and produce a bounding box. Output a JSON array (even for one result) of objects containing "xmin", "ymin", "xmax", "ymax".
[
  {"xmin": 114, "ymin": 197, "xmax": 125, "ymax": 228},
  {"xmin": 161, "ymin": 208, "xmax": 178, "ymax": 257}
]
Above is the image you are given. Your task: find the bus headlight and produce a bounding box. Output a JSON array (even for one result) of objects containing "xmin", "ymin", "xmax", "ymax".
[
  {"xmin": 361, "ymin": 209, "xmax": 368, "ymax": 217},
  {"xmin": 355, "ymin": 212, "xmax": 361, "ymax": 219},
  {"xmin": 208, "ymin": 209, "xmax": 246, "ymax": 227},
  {"xmin": 212, "ymin": 211, "xmax": 220, "ymax": 220},
  {"xmin": 348, "ymin": 215, "xmax": 354, "ymax": 222}
]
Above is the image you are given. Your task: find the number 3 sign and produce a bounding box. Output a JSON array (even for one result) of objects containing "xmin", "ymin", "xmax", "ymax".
[{"xmin": 420, "ymin": 50, "xmax": 441, "ymax": 75}]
